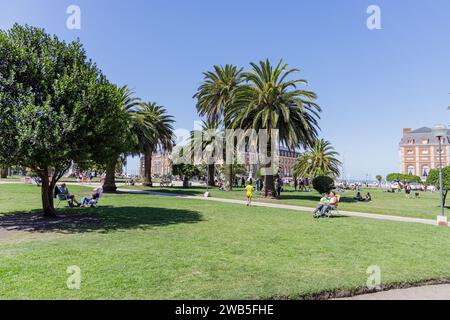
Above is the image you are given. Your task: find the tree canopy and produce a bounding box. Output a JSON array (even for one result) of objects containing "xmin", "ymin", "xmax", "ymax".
[
  {"xmin": 0, "ymin": 24, "xmax": 129, "ymax": 216},
  {"xmin": 386, "ymin": 173, "xmax": 422, "ymax": 183},
  {"xmin": 427, "ymin": 167, "xmax": 450, "ymax": 206}
]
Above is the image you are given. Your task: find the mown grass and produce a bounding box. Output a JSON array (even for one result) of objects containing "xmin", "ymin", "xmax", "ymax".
[
  {"xmin": 1, "ymin": 184, "xmax": 450, "ymax": 299},
  {"xmin": 122, "ymin": 185, "xmax": 446, "ymax": 220}
]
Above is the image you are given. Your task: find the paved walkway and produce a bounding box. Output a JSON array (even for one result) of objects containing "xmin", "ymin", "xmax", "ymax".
[
  {"xmin": 117, "ymin": 189, "xmax": 444, "ymax": 227},
  {"xmin": 338, "ymin": 284, "xmax": 450, "ymax": 300}
]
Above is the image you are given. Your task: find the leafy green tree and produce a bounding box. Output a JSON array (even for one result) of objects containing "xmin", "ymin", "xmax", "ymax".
[
  {"xmin": 376, "ymin": 175, "xmax": 383, "ymax": 187},
  {"xmin": 386, "ymin": 173, "xmax": 421, "ymax": 184},
  {"xmin": 427, "ymin": 167, "xmax": 450, "ymax": 206},
  {"xmin": 293, "ymin": 139, "xmax": 341, "ymax": 179},
  {"xmin": 0, "ymin": 24, "xmax": 129, "ymax": 216},
  {"xmin": 228, "ymin": 59, "xmax": 321, "ymax": 197},
  {"xmin": 172, "ymin": 164, "xmax": 201, "ymax": 188},
  {"xmin": 141, "ymin": 102, "xmax": 175, "ymax": 187},
  {"xmin": 312, "ymin": 176, "xmax": 335, "ymax": 194},
  {"xmin": 193, "ymin": 65, "xmax": 244, "ymax": 190}
]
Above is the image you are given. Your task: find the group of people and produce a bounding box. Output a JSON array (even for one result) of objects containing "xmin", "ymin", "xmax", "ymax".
[
  {"xmin": 54, "ymin": 183, "xmax": 102, "ymax": 208},
  {"xmin": 293, "ymin": 177, "xmax": 311, "ymax": 192},
  {"xmin": 353, "ymin": 192, "xmax": 372, "ymax": 202}
]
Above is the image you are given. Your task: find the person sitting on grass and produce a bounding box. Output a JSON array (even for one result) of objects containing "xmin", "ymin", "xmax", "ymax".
[
  {"xmin": 245, "ymin": 181, "xmax": 254, "ymax": 207},
  {"xmin": 56, "ymin": 183, "xmax": 80, "ymax": 207},
  {"xmin": 364, "ymin": 192, "xmax": 372, "ymax": 202},
  {"xmin": 354, "ymin": 192, "xmax": 364, "ymax": 201},
  {"xmin": 313, "ymin": 193, "xmax": 330, "ymax": 218}
]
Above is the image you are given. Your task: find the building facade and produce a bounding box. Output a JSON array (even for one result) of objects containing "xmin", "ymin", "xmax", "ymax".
[
  {"xmin": 139, "ymin": 151, "xmax": 172, "ymax": 177},
  {"xmin": 399, "ymin": 127, "xmax": 450, "ymax": 180},
  {"xmin": 139, "ymin": 147, "xmax": 299, "ymax": 178}
]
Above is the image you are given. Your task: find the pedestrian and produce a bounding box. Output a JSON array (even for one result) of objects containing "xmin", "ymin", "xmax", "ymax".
[{"xmin": 245, "ymin": 181, "xmax": 254, "ymax": 206}]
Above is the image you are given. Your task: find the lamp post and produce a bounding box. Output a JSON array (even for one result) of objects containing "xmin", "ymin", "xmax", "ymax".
[{"xmin": 432, "ymin": 124, "xmax": 448, "ymax": 226}]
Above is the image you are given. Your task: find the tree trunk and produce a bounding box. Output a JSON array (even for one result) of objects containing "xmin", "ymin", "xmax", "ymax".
[
  {"xmin": 0, "ymin": 167, "xmax": 7, "ymax": 179},
  {"xmin": 263, "ymin": 134, "xmax": 275, "ymax": 198},
  {"xmin": 264, "ymin": 174, "xmax": 276, "ymax": 198},
  {"xmin": 444, "ymin": 190, "xmax": 448, "ymax": 208},
  {"xmin": 103, "ymin": 157, "xmax": 117, "ymax": 193},
  {"xmin": 183, "ymin": 176, "xmax": 189, "ymax": 188},
  {"xmin": 143, "ymin": 152, "xmax": 153, "ymax": 187},
  {"xmin": 226, "ymin": 164, "xmax": 233, "ymax": 191},
  {"xmin": 207, "ymin": 164, "xmax": 215, "ymax": 187},
  {"xmin": 40, "ymin": 171, "xmax": 56, "ymax": 217}
]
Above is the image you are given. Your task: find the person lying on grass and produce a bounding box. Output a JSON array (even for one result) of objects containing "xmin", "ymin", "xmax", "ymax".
[{"xmin": 245, "ymin": 181, "xmax": 254, "ymax": 206}]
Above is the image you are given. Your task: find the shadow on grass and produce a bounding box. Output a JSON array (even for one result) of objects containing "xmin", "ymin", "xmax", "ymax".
[{"xmin": 0, "ymin": 206, "xmax": 203, "ymax": 234}]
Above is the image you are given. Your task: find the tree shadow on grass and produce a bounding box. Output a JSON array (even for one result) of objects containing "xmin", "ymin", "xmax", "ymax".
[
  {"xmin": 0, "ymin": 206, "xmax": 203, "ymax": 234},
  {"xmin": 279, "ymin": 192, "xmax": 357, "ymax": 203}
]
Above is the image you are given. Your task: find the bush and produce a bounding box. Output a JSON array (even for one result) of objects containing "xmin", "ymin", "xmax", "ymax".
[
  {"xmin": 386, "ymin": 173, "xmax": 421, "ymax": 183},
  {"xmin": 312, "ymin": 176, "xmax": 335, "ymax": 194}
]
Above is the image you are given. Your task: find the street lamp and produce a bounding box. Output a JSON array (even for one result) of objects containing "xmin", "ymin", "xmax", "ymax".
[{"xmin": 432, "ymin": 124, "xmax": 448, "ymax": 226}]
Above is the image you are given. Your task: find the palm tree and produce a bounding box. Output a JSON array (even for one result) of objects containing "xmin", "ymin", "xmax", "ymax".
[
  {"xmin": 103, "ymin": 85, "xmax": 143, "ymax": 193},
  {"xmin": 193, "ymin": 64, "xmax": 243, "ymax": 190},
  {"xmin": 292, "ymin": 139, "xmax": 342, "ymax": 179},
  {"xmin": 227, "ymin": 59, "xmax": 321, "ymax": 197},
  {"xmin": 189, "ymin": 119, "xmax": 223, "ymax": 187},
  {"xmin": 141, "ymin": 102, "xmax": 175, "ymax": 187}
]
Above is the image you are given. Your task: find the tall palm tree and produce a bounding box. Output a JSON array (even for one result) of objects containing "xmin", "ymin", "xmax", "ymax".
[
  {"xmin": 292, "ymin": 139, "xmax": 342, "ymax": 179},
  {"xmin": 227, "ymin": 59, "xmax": 321, "ymax": 197},
  {"xmin": 193, "ymin": 64, "xmax": 243, "ymax": 190},
  {"xmin": 141, "ymin": 102, "xmax": 175, "ymax": 187},
  {"xmin": 189, "ymin": 119, "xmax": 223, "ymax": 187},
  {"xmin": 103, "ymin": 85, "xmax": 143, "ymax": 193}
]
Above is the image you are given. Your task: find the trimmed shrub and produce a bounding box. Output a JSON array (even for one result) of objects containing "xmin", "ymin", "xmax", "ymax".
[{"xmin": 312, "ymin": 176, "xmax": 335, "ymax": 194}]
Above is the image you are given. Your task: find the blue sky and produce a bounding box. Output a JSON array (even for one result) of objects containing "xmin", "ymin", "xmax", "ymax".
[{"xmin": 1, "ymin": 0, "xmax": 450, "ymax": 179}]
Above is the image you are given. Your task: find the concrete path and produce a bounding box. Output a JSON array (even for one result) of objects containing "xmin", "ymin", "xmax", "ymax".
[
  {"xmin": 117, "ymin": 189, "xmax": 444, "ymax": 228},
  {"xmin": 339, "ymin": 284, "xmax": 450, "ymax": 300}
]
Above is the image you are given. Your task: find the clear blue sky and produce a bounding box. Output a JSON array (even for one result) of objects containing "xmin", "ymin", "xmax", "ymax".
[{"xmin": 1, "ymin": 0, "xmax": 450, "ymax": 179}]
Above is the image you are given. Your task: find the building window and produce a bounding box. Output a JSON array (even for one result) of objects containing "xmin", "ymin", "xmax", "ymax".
[
  {"xmin": 421, "ymin": 139, "xmax": 429, "ymax": 145},
  {"xmin": 421, "ymin": 149, "xmax": 429, "ymax": 155},
  {"xmin": 407, "ymin": 149, "xmax": 413, "ymax": 155},
  {"xmin": 407, "ymin": 165, "xmax": 415, "ymax": 175}
]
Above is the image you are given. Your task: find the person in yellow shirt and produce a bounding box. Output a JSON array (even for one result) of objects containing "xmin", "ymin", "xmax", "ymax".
[{"xmin": 245, "ymin": 181, "xmax": 254, "ymax": 206}]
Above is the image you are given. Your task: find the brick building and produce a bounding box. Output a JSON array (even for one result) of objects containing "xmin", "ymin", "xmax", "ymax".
[
  {"xmin": 399, "ymin": 127, "xmax": 450, "ymax": 180},
  {"xmin": 139, "ymin": 151, "xmax": 171, "ymax": 177}
]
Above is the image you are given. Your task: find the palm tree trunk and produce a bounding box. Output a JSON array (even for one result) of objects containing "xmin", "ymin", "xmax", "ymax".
[
  {"xmin": 143, "ymin": 152, "xmax": 153, "ymax": 187},
  {"xmin": 226, "ymin": 164, "xmax": 233, "ymax": 191},
  {"xmin": 263, "ymin": 134, "xmax": 275, "ymax": 198},
  {"xmin": 103, "ymin": 157, "xmax": 117, "ymax": 193},
  {"xmin": 0, "ymin": 167, "xmax": 7, "ymax": 179},
  {"xmin": 207, "ymin": 164, "xmax": 215, "ymax": 187}
]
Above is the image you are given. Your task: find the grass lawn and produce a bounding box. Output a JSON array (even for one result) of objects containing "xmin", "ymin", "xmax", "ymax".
[
  {"xmin": 122, "ymin": 185, "xmax": 447, "ymax": 220},
  {"xmin": 1, "ymin": 184, "xmax": 450, "ymax": 299}
]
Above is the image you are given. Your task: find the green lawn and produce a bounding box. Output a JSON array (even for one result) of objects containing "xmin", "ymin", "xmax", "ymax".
[
  {"xmin": 1, "ymin": 184, "xmax": 450, "ymax": 299},
  {"xmin": 122, "ymin": 185, "xmax": 446, "ymax": 220}
]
